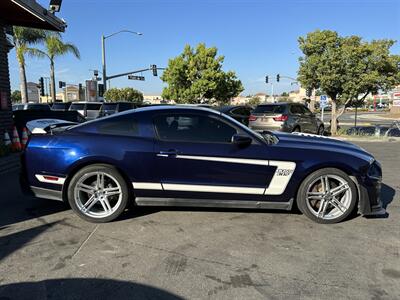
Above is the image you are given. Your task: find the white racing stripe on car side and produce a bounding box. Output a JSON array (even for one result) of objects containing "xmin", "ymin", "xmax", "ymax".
[
  {"xmin": 132, "ymin": 182, "xmax": 163, "ymax": 190},
  {"xmin": 161, "ymin": 183, "xmax": 265, "ymax": 194},
  {"xmin": 133, "ymin": 155, "xmax": 296, "ymax": 195},
  {"xmin": 175, "ymin": 155, "xmax": 269, "ymax": 166},
  {"xmin": 35, "ymin": 174, "xmax": 66, "ymax": 185},
  {"xmin": 264, "ymin": 161, "xmax": 296, "ymax": 195}
]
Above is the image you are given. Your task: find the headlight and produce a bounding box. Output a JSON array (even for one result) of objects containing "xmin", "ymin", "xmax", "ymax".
[{"xmin": 368, "ymin": 161, "xmax": 382, "ymax": 180}]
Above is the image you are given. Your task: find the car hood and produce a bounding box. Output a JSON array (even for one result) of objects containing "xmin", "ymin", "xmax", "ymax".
[{"xmin": 273, "ymin": 132, "xmax": 374, "ymax": 161}]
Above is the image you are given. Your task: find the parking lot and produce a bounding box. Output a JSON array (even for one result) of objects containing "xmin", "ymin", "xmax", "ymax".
[{"xmin": 0, "ymin": 141, "xmax": 399, "ymax": 299}]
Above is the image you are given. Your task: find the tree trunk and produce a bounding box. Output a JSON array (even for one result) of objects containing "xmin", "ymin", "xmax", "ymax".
[
  {"xmin": 18, "ymin": 59, "xmax": 28, "ymax": 104},
  {"xmin": 309, "ymin": 89, "xmax": 316, "ymax": 113},
  {"xmin": 50, "ymin": 60, "xmax": 56, "ymax": 102},
  {"xmin": 331, "ymin": 100, "xmax": 338, "ymax": 135}
]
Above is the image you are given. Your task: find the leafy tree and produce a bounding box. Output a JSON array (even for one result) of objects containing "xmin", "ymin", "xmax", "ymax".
[
  {"xmin": 104, "ymin": 87, "xmax": 143, "ymax": 103},
  {"xmin": 27, "ymin": 32, "xmax": 80, "ymax": 102},
  {"xmin": 161, "ymin": 43, "xmax": 244, "ymax": 105},
  {"xmin": 11, "ymin": 90, "xmax": 22, "ymax": 103},
  {"xmin": 12, "ymin": 27, "xmax": 46, "ymax": 103},
  {"xmin": 281, "ymin": 92, "xmax": 289, "ymax": 97},
  {"xmin": 298, "ymin": 30, "xmax": 400, "ymax": 134},
  {"xmin": 247, "ymin": 96, "xmax": 261, "ymax": 106}
]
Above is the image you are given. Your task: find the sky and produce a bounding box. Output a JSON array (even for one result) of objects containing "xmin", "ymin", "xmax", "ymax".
[{"xmin": 8, "ymin": 0, "xmax": 400, "ymax": 96}]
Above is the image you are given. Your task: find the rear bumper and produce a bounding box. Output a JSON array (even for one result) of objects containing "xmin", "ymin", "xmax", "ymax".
[
  {"xmin": 249, "ymin": 124, "xmax": 291, "ymax": 132},
  {"xmin": 19, "ymin": 163, "xmax": 63, "ymax": 202}
]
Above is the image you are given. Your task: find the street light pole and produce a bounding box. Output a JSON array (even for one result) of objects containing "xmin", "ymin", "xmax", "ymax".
[
  {"xmin": 101, "ymin": 30, "xmax": 142, "ymax": 92},
  {"xmin": 101, "ymin": 35, "xmax": 107, "ymax": 91}
]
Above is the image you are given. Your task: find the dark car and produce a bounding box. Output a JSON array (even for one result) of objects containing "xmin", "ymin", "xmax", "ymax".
[
  {"xmin": 12, "ymin": 103, "xmax": 51, "ymax": 111},
  {"xmin": 51, "ymin": 102, "xmax": 72, "ymax": 111},
  {"xmin": 21, "ymin": 106, "xmax": 383, "ymax": 224},
  {"xmin": 216, "ymin": 105, "xmax": 252, "ymax": 126},
  {"xmin": 99, "ymin": 102, "xmax": 137, "ymax": 118},
  {"xmin": 249, "ymin": 103, "xmax": 324, "ymax": 134}
]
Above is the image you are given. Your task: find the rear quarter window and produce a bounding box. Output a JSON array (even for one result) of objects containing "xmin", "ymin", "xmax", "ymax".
[{"xmin": 95, "ymin": 117, "xmax": 140, "ymax": 136}]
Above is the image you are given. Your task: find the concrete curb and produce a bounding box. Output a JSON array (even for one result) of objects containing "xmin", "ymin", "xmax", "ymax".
[{"xmin": 0, "ymin": 153, "xmax": 21, "ymax": 176}]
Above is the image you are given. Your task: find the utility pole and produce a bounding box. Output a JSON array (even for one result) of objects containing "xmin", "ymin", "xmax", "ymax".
[
  {"xmin": 101, "ymin": 35, "xmax": 107, "ymax": 91},
  {"xmin": 101, "ymin": 30, "xmax": 142, "ymax": 92}
]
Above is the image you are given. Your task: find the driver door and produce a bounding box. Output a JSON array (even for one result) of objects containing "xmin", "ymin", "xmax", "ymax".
[{"xmin": 153, "ymin": 112, "xmax": 277, "ymax": 199}]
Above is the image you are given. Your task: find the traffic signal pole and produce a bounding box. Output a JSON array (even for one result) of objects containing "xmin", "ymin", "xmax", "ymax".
[{"xmin": 101, "ymin": 35, "xmax": 107, "ymax": 91}]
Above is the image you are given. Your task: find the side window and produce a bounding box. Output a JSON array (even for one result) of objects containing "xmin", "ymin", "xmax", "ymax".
[
  {"xmin": 231, "ymin": 107, "xmax": 247, "ymax": 116},
  {"xmin": 301, "ymin": 105, "xmax": 312, "ymax": 115},
  {"xmin": 154, "ymin": 114, "xmax": 237, "ymax": 143},
  {"xmin": 290, "ymin": 105, "xmax": 298, "ymax": 114},
  {"xmin": 96, "ymin": 117, "xmax": 139, "ymax": 136}
]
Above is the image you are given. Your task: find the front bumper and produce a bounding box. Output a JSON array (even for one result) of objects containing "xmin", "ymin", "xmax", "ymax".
[{"xmin": 356, "ymin": 174, "xmax": 385, "ymax": 216}]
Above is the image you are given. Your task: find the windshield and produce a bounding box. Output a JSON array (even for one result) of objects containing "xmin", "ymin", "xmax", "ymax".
[
  {"xmin": 52, "ymin": 103, "xmax": 67, "ymax": 109},
  {"xmin": 27, "ymin": 104, "xmax": 50, "ymax": 111},
  {"xmin": 70, "ymin": 104, "xmax": 85, "ymax": 111},
  {"xmin": 102, "ymin": 103, "xmax": 117, "ymax": 111},
  {"xmin": 253, "ymin": 104, "xmax": 286, "ymax": 114}
]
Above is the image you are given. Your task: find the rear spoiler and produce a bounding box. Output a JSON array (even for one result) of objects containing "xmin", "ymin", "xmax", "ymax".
[{"xmin": 26, "ymin": 119, "xmax": 77, "ymax": 135}]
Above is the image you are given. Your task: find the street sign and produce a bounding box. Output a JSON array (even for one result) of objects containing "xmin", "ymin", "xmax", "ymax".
[
  {"xmin": 320, "ymin": 95, "xmax": 328, "ymax": 108},
  {"xmin": 128, "ymin": 75, "xmax": 145, "ymax": 81}
]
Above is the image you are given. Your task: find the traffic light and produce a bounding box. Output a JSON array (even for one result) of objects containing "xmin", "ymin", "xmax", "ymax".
[
  {"xmin": 306, "ymin": 88, "xmax": 312, "ymax": 97},
  {"xmin": 276, "ymin": 74, "xmax": 280, "ymax": 82},
  {"xmin": 38, "ymin": 77, "xmax": 44, "ymax": 96},
  {"xmin": 151, "ymin": 64, "xmax": 158, "ymax": 76},
  {"xmin": 265, "ymin": 76, "xmax": 269, "ymax": 83},
  {"xmin": 98, "ymin": 84, "xmax": 104, "ymax": 97},
  {"xmin": 59, "ymin": 81, "xmax": 66, "ymax": 89}
]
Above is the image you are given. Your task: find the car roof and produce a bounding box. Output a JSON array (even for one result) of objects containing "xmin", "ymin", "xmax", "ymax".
[
  {"xmin": 216, "ymin": 105, "xmax": 249, "ymax": 111},
  {"xmin": 71, "ymin": 101, "xmax": 103, "ymax": 104},
  {"xmin": 133, "ymin": 105, "xmax": 220, "ymax": 114},
  {"xmin": 257, "ymin": 102, "xmax": 291, "ymax": 106}
]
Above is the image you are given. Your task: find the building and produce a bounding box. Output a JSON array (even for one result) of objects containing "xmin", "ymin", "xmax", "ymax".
[
  {"xmin": 0, "ymin": 0, "xmax": 65, "ymax": 139},
  {"xmin": 143, "ymin": 95, "xmax": 173, "ymax": 104},
  {"xmin": 26, "ymin": 81, "xmax": 39, "ymax": 102}
]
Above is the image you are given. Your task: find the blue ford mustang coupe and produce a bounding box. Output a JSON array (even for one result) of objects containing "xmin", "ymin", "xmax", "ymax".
[{"xmin": 21, "ymin": 106, "xmax": 384, "ymax": 223}]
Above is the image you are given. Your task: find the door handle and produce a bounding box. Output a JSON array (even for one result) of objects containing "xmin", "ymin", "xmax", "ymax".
[{"xmin": 157, "ymin": 149, "xmax": 178, "ymax": 157}]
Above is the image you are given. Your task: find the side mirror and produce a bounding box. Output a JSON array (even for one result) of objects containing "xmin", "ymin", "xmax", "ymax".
[{"xmin": 231, "ymin": 134, "xmax": 252, "ymax": 147}]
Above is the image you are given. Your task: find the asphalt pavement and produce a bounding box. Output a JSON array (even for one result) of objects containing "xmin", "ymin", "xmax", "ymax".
[{"xmin": 0, "ymin": 141, "xmax": 399, "ymax": 299}]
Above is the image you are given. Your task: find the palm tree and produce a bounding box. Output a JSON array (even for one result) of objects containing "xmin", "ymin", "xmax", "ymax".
[
  {"xmin": 28, "ymin": 33, "xmax": 80, "ymax": 102},
  {"xmin": 12, "ymin": 27, "xmax": 46, "ymax": 103}
]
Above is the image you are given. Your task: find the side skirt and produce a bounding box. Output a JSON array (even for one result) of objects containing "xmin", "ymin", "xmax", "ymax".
[
  {"xmin": 135, "ymin": 197, "xmax": 294, "ymax": 211},
  {"xmin": 30, "ymin": 186, "xmax": 63, "ymax": 202}
]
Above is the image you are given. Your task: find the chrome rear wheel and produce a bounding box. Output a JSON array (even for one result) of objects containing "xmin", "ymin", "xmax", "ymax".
[{"xmin": 68, "ymin": 164, "xmax": 129, "ymax": 223}]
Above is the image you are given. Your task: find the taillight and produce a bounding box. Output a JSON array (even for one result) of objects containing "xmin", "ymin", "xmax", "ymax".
[
  {"xmin": 273, "ymin": 115, "xmax": 288, "ymax": 122},
  {"xmin": 249, "ymin": 115, "xmax": 257, "ymax": 121}
]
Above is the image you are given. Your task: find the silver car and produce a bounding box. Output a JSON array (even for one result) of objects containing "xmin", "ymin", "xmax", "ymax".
[
  {"xmin": 69, "ymin": 102, "xmax": 102, "ymax": 121},
  {"xmin": 249, "ymin": 102, "xmax": 324, "ymax": 134}
]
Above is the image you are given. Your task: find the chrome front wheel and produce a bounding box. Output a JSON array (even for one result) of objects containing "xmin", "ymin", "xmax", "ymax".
[
  {"xmin": 297, "ymin": 168, "xmax": 357, "ymax": 224},
  {"xmin": 305, "ymin": 175, "xmax": 352, "ymax": 220}
]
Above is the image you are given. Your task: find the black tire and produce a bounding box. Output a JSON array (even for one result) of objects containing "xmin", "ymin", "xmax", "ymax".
[
  {"xmin": 296, "ymin": 168, "xmax": 357, "ymax": 224},
  {"xmin": 292, "ymin": 126, "xmax": 301, "ymax": 133},
  {"xmin": 317, "ymin": 125, "xmax": 324, "ymax": 135},
  {"xmin": 67, "ymin": 164, "xmax": 130, "ymax": 223}
]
